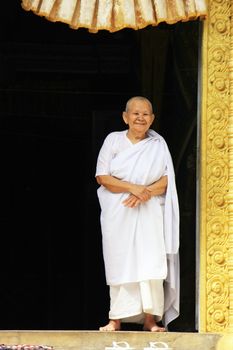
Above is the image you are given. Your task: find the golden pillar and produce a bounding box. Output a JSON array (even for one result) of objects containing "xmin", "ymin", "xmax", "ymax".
[{"xmin": 200, "ymin": 0, "xmax": 233, "ymax": 344}]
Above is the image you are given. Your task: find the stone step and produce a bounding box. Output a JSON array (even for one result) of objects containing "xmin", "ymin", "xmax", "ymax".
[{"xmin": 0, "ymin": 331, "xmax": 221, "ymax": 350}]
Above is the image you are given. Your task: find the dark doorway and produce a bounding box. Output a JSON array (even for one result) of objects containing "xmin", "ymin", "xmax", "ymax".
[{"xmin": 0, "ymin": 2, "xmax": 199, "ymax": 331}]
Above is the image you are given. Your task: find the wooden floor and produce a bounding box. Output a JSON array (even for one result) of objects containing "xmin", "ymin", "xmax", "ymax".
[{"xmin": 0, "ymin": 331, "xmax": 221, "ymax": 350}]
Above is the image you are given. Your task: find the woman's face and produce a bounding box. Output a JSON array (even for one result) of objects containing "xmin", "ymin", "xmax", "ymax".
[{"xmin": 123, "ymin": 100, "xmax": 155, "ymax": 134}]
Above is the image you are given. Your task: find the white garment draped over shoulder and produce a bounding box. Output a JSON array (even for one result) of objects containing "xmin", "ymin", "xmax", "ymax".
[{"xmin": 96, "ymin": 129, "xmax": 179, "ymax": 326}]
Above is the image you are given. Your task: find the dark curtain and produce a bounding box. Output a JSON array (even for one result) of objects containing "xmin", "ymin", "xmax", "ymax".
[{"xmin": 0, "ymin": 1, "xmax": 199, "ymax": 331}]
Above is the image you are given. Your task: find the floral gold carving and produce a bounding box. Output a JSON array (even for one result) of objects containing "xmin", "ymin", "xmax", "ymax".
[{"xmin": 200, "ymin": 0, "xmax": 230, "ymax": 333}]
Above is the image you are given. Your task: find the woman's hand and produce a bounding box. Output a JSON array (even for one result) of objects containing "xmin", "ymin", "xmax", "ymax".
[
  {"xmin": 129, "ymin": 184, "xmax": 151, "ymax": 202},
  {"xmin": 123, "ymin": 185, "xmax": 152, "ymax": 208},
  {"xmin": 122, "ymin": 194, "xmax": 141, "ymax": 208}
]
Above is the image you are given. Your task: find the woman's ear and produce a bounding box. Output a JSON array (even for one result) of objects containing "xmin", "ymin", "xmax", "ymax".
[
  {"xmin": 151, "ymin": 114, "xmax": 155, "ymax": 125},
  {"xmin": 122, "ymin": 111, "xmax": 128, "ymax": 124}
]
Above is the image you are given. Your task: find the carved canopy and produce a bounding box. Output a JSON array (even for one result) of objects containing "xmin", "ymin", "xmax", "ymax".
[{"xmin": 21, "ymin": 0, "xmax": 207, "ymax": 33}]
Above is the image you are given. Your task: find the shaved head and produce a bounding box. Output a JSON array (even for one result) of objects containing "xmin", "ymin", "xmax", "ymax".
[{"xmin": 125, "ymin": 96, "xmax": 153, "ymax": 114}]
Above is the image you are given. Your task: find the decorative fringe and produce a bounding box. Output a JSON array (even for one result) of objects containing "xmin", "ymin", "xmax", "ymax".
[{"xmin": 21, "ymin": 0, "xmax": 207, "ymax": 33}]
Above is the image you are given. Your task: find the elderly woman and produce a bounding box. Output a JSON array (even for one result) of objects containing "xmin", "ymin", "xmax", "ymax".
[{"xmin": 95, "ymin": 96, "xmax": 179, "ymax": 332}]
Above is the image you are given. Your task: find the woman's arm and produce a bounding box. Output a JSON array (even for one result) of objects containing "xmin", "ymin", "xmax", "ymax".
[
  {"xmin": 146, "ymin": 175, "xmax": 167, "ymax": 196},
  {"xmin": 122, "ymin": 176, "xmax": 168, "ymax": 208},
  {"xmin": 96, "ymin": 175, "xmax": 151, "ymax": 201},
  {"xmin": 96, "ymin": 175, "xmax": 132, "ymax": 193}
]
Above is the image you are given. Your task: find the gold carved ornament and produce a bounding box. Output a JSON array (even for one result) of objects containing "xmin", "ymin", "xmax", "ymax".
[
  {"xmin": 200, "ymin": 0, "xmax": 231, "ymax": 334},
  {"xmin": 21, "ymin": 0, "xmax": 207, "ymax": 33}
]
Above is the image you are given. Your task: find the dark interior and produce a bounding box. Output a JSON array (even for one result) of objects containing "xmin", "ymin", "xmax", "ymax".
[{"xmin": 0, "ymin": 2, "xmax": 200, "ymax": 331}]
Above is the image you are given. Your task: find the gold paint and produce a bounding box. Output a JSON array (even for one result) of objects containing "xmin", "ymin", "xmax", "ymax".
[{"xmin": 199, "ymin": 0, "xmax": 231, "ymax": 334}]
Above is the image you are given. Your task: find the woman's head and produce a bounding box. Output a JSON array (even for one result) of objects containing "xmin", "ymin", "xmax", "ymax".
[{"xmin": 123, "ymin": 96, "xmax": 155, "ymax": 136}]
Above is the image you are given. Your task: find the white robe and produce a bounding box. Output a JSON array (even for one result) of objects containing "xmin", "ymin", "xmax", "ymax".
[{"xmin": 96, "ymin": 129, "xmax": 179, "ymax": 326}]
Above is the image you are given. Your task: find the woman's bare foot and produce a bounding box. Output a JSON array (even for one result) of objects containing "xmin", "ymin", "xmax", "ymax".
[
  {"xmin": 99, "ymin": 319, "xmax": 121, "ymax": 331},
  {"xmin": 143, "ymin": 324, "xmax": 166, "ymax": 332},
  {"xmin": 143, "ymin": 314, "xmax": 166, "ymax": 332}
]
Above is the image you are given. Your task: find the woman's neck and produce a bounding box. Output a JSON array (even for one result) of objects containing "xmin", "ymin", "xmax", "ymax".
[{"xmin": 126, "ymin": 130, "xmax": 147, "ymax": 144}]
